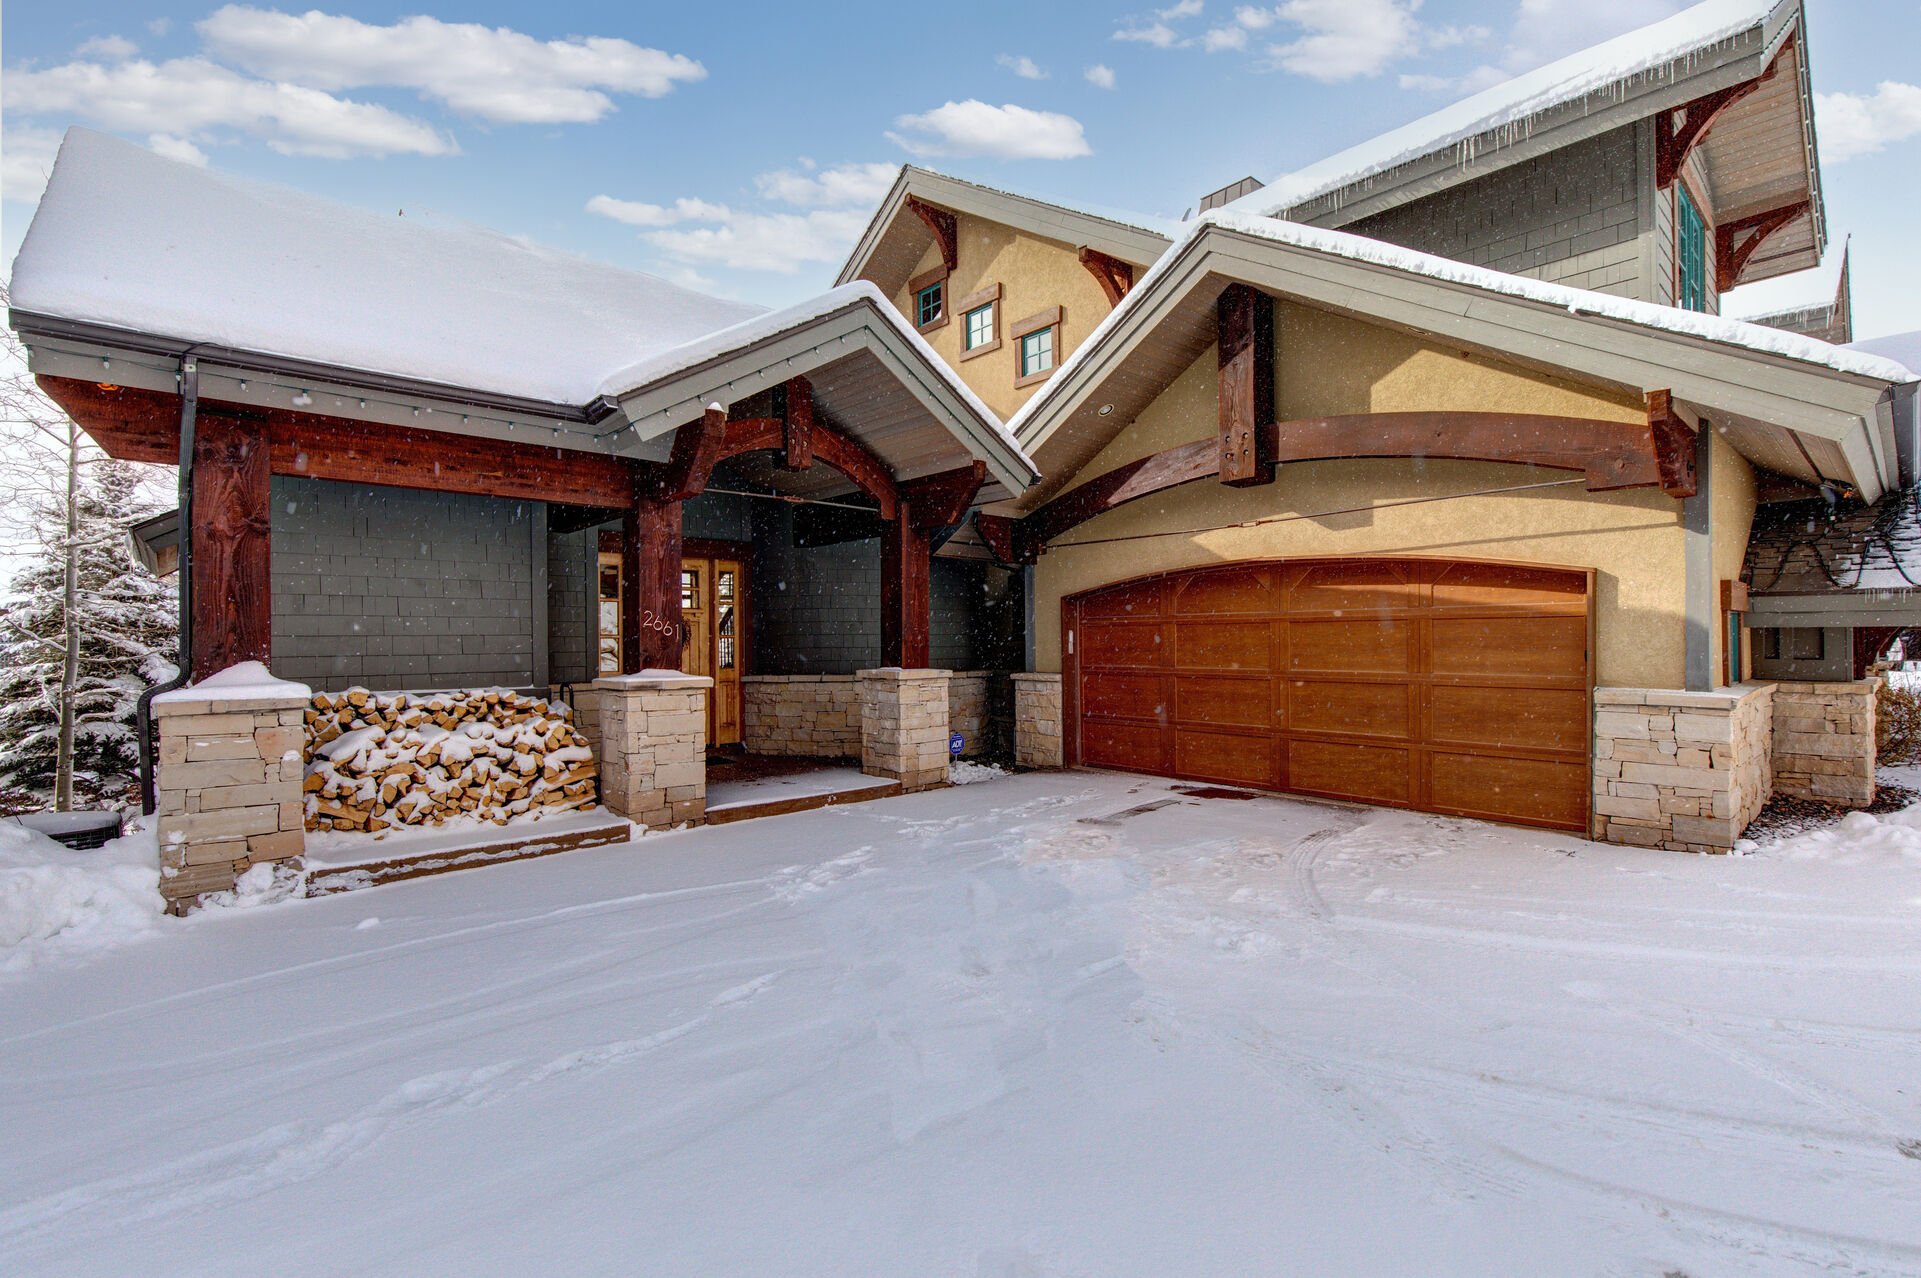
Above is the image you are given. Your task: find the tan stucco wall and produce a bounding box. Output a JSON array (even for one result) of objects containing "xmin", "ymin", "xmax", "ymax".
[
  {"xmin": 1032, "ymin": 306, "xmax": 1687, "ymax": 689},
  {"xmin": 1711, "ymin": 428, "xmax": 1758, "ymax": 680},
  {"xmin": 893, "ymin": 214, "xmax": 1117, "ymax": 423}
]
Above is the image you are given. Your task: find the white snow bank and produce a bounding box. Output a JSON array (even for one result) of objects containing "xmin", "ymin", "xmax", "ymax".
[
  {"xmin": 948, "ymin": 760, "xmax": 1006, "ymax": 785},
  {"xmin": 153, "ymin": 660, "xmax": 310, "ymax": 704},
  {"xmin": 1231, "ymin": 0, "xmax": 1783, "ymax": 217},
  {"xmin": 1752, "ymin": 806, "xmax": 1921, "ymax": 865},
  {"xmin": 0, "ymin": 818, "xmax": 163, "ymax": 970},
  {"xmin": 11, "ymin": 129, "xmax": 764, "ymax": 406},
  {"xmin": 1848, "ymin": 330, "xmax": 1921, "ymax": 379}
]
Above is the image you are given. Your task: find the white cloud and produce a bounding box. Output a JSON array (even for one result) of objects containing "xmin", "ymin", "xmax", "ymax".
[
  {"xmin": 1084, "ymin": 63, "xmax": 1118, "ymax": 89},
  {"xmin": 997, "ymin": 53, "xmax": 1048, "ymax": 80},
  {"xmin": 645, "ymin": 208, "xmax": 872, "ymax": 274},
  {"xmin": 1203, "ymin": 26, "xmax": 1249, "ymax": 52},
  {"xmin": 1159, "ymin": 0, "xmax": 1205, "ymax": 16},
  {"xmin": 1264, "ymin": 0, "xmax": 1424, "ymax": 81},
  {"xmin": 145, "ymin": 17, "xmax": 171, "ymax": 36},
  {"xmin": 1, "ymin": 126, "xmax": 63, "ymax": 204},
  {"xmin": 1399, "ymin": 63, "xmax": 1510, "ymax": 95},
  {"xmin": 1499, "ymin": 0, "xmax": 1685, "ymax": 71},
  {"xmin": 196, "ymin": 5, "xmax": 705, "ymax": 124},
  {"xmin": 1115, "ymin": 23, "xmax": 1184, "ymax": 48},
  {"xmin": 1235, "ymin": 5, "xmax": 1277, "ymax": 28},
  {"xmin": 1818, "ymin": 83, "xmax": 1921, "ymax": 163},
  {"xmin": 753, "ymin": 162, "xmax": 898, "ymax": 207},
  {"xmin": 75, "ymin": 34, "xmax": 139, "ymax": 59},
  {"xmin": 585, "ymin": 194, "xmax": 733, "ymax": 227},
  {"xmin": 1, "ymin": 56, "xmax": 454, "ymax": 158},
  {"xmin": 146, "ymin": 133, "xmax": 209, "ymax": 166},
  {"xmin": 887, "ymin": 100, "xmax": 1092, "ymax": 160}
]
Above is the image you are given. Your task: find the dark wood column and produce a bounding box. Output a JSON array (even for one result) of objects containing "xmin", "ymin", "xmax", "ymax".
[
  {"xmin": 190, "ymin": 412, "xmax": 273, "ymax": 680},
  {"xmin": 621, "ymin": 490, "xmax": 685, "ymax": 673},
  {"xmin": 880, "ymin": 503, "xmax": 931, "ymax": 669},
  {"xmin": 1217, "ymin": 283, "xmax": 1275, "ymax": 488}
]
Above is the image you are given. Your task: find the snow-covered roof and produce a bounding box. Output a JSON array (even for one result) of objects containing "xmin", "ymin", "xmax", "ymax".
[
  {"xmin": 1008, "ymin": 207, "xmax": 1913, "ymax": 444},
  {"xmin": 10, "ymin": 129, "xmax": 764, "ymax": 406},
  {"xmin": 899, "ymin": 166, "xmax": 1181, "ymax": 242},
  {"xmin": 1226, "ymin": 0, "xmax": 1788, "ymax": 219},
  {"xmin": 1746, "ymin": 490, "xmax": 1921, "ymax": 596},
  {"xmin": 1723, "ymin": 246, "xmax": 1846, "ymax": 322},
  {"xmin": 1847, "ymin": 332, "xmax": 1921, "ymax": 380}
]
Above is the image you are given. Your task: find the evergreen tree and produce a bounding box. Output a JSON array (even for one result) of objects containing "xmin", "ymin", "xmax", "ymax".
[{"xmin": 0, "ymin": 459, "xmax": 178, "ymax": 810}]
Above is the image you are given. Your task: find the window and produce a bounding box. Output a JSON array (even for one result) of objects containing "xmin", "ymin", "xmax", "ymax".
[
  {"xmin": 1011, "ymin": 305, "xmax": 1063, "ymax": 387},
  {"xmin": 1677, "ymin": 185, "xmax": 1708, "ymax": 313},
  {"xmin": 954, "ymin": 282, "xmax": 1002, "ymax": 360},
  {"xmin": 965, "ymin": 303, "xmax": 994, "ymax": 350},
  {"xmin": 908, "ymin": 266, "xmax": 948, "ymax": 332}
]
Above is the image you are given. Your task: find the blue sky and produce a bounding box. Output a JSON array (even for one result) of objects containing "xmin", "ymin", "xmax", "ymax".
[{"xmin": 4, "ymin": 1, "xmax": 1920, "ymax": 337}]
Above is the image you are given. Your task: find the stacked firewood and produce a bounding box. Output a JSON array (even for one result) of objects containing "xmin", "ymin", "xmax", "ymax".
[{"xmin": 303, "ymin": 688, "xmax": 600, "ymax": 834}]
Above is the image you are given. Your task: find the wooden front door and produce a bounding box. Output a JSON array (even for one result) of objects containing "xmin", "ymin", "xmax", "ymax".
[
  {"xmin": 680, "ymin": 554, "xmax": 745, "ymax": 746},
  {"xmin": 1065, "ymin": 557, "xmax": 1594, "ymax": 832}
]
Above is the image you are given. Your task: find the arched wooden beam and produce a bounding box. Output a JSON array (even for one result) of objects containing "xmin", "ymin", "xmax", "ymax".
[
  {"xmin": 984, "ymin": 409, "xmax": 1693, "ymax": 565},
  {"xmin": 714, "ymin": 414, "xmax": 898, "ymax": 520},
  {"xmin": 1655, "ymin": 35, "xmax": 1785, "ymax": 188},
  {"xmin": 1716, "ymin": 200, "xmax": 1810, "ymax": 292},
  {"xmin": 902, "ymin": 461, "xmax": 986, "ymax": 531},
  {"xmin": 1078, "ymin": 247, "xmax": 1134, "ymax": 307}
]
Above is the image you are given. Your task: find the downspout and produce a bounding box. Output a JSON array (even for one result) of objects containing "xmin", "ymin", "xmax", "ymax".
[{"xmin": 137, "ymin": 354, "xmax": 200, "ymax": 814}]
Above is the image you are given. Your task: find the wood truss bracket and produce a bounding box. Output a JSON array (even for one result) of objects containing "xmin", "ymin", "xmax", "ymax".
[
  {"xmin": 901, "ymin": 460, "xmax": 986, "ymax": 532},
  {"xmin": 906, "ymin": 196, "xmax": 958, "ymax": 273},
  {"xmin": 713, "ymin": 409, "xmax": 899, "ymax": 520},
  {"xmin": 774, "ymin": 375, "xmax": 814, "ymax": 471},
  {"xmin": 1077, "ymin": 247, "xmax": 1135, "ymax": 307},
  {"xmin": 1646, "ymin": 390, "xmax": 1699, "ymax": 500},
  {"xmin": 645, "ymin": 404, "xmax": 728, "ymax": 503},
  {"xmin": 1715, "ymin": 199, "xmax": 1810, "ymax": 292},
  {"xmin": 972, "ymin": 512, "xmax": 1027, "ymax": 566},
  {"xmin": 1654, "ymin": 46, "xmax": 1783, "ymax": 189}
]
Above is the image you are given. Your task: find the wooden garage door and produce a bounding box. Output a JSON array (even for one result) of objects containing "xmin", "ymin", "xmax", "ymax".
[{"xmin": 1066, "ymin": 558, "xmax": 1594, "ymax": 832}]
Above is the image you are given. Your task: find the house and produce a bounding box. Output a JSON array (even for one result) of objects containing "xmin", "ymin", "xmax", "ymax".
[{"xmin": 8, "ymin": 0, "xmax": 1918, "ymax": 909}]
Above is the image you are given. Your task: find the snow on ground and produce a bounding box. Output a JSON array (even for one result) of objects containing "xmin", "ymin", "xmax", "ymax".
[
  {"xmin": 0, "ymin": 819, "xmax": 163, "ymax": 971},
  {"xmin": 3, "ymin": 772, "xmax": 1919, "ymax": 1276}
]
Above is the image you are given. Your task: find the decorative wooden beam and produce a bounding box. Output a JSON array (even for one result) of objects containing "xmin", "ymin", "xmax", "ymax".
[
  {"xmin": 972, "ymin": 512, "xmax": 1023, "ymax": 565},
  {"xmin": 715, "ymin": 412, "xmax": 899, "ymax": 520},
  {"xmin": 1646, "ymin": 390, "xmax": 1699, "ymax": 499},
  {"xmin": 901, "ymin": 461, "xmax": 986, "ymax": 531},
  {"xmin": 646, "ymin": 405, "xmax": 727, "ymax": 503},
  {"xmin": 1715, "ymin": 199, "xmax": 1810, "ymax": 292},
  {"xmin": 905, "ymin": 196, "xmax": 958, "ymax": 273},
  {"xmin": 1078, "ymin": 247, "xmax": 1135, "ymax": 307},
  {"xmin": 1654, "ymin": 49, "xmax": 1781, "ymax": 189},
  {"xmin": 780, "ymin": 375, "xmax": 814, "ymax": 471},
  {"xmin": 1217, "ymin": 284, "xmax": 1275, "ymax": 488},
  {"xmin": 880, "ymin": 509, "xmax": 931, "ymax": 669},
  {"xmin": 37, "ymin": 376, "xmax": 634, "ymax": 509},
  {"xmin": 190, "ymin": 411, "xmax": 274, "ymax": 680}
]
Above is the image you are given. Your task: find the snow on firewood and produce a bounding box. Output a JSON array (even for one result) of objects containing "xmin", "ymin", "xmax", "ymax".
[{"xmin": 302, "ymin": 688, "xmax": 599, "ymax": 835}]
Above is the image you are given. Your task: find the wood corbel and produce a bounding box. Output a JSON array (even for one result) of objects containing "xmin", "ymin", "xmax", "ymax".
[
  {"xmin": 1646, "ymin": 390, "xmax": 1698, "ymax": 500},
  {"xmin": 1217, "ymin": 283, "xmax": 1275, "ymax": 488},
  {"xmin": 1715, "ymin": 200, "xmax": 1809, "ymax": 292},
  {"xmin": 972, "ymin": 512, "xmax": 1028, "ymax": 566},
  {"xmin": 646, "ymin": 404, "xmax": 727, "ymax": 502},
  {"xmin": 777, "ymin": 375, "xmax": 814, "ymax": 471},
  {"xmin": 902, "ymin": 460, "xmax": 986, "ymax": 531},
  {"xmin": 1654, "ymin": 42, "xmax": 1783, "ymax": 189},
  {"xmin": 1078, "ymin": 247, "xmax": 1135, "ymax": 307},
  {"xmin": 906, "ymin": 196, "xmax": 958, "ymax": 273}
]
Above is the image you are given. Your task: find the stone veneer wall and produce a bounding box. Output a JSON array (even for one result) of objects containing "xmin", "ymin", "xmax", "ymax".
[
  {"xmin": 1013, "ymin": 673, "xmax": 1064, "ymax": 769},
  {"xmin": 1592, "ymin": 685, "xmax": 1773, "ymax": 853},
  {"xmin": 1771, "ymin": 679, "xmax": 1878, "ymax": 808},
  {"xmin": 593, "ymin": 673, "xmax": 710, "ymax": 829},
  {"xmin": 155, "ymin": 686, "xmax": 309, "ymax": 912},
  {"xmin": 859, "ymin": 669, "xmax": 951, "ymax": 792},
  {"xmin": 743, "ymin": 675, "xmax": 862, "ymax": 759}
]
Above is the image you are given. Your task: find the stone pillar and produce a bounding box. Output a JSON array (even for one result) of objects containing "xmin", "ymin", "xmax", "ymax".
[
  {"xmin": 858, "ymin": 668, "xmax": 951, "ymax": 792},
  {"xmin": 594, "ymin": 672, "xmax": 712, "ymax": 829},
  {"xmin": 154, "ymin": 684, "xmax": 309, "ymax": 912},
  {"xmin": 1012, "ymin": 673, "xmax": 1064, "ymax": 769},
  {"xmin": 1771, "ymin": 679, "xmax": 1878, "ymax": 807},
  {"xmin": 1592, "ymin": 685, "xmax": 1773, "ymax": 853}
]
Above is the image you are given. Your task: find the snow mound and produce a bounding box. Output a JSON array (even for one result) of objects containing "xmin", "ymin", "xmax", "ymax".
[
  {"xmin": 153, "ymin": 659, "xmax": 310, "ymax": 704},
  {"xmin": 1755, "ymin": 806, "xmax": 1921, "ymax": 866},
  {"xmin": 949, "ymin": 761, "xmax": 1007, "ymax": 785},
  {"xmin": 0, "ymin": 817, "xmax": 164, "ymax": 970}
]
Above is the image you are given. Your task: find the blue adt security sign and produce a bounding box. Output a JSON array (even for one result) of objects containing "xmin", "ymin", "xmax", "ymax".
[{"xmin": 949, "ymin": 733, "xmax": 965, "ymax": 757}]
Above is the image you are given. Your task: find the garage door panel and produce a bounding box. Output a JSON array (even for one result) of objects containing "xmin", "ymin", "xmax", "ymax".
[
  {"xmin": 1428, "ymin": 752, "xmax": 1587, "ymax": 829},
  {"xmin": 1287, "ymin": 739, "xmax": 1411, "ymax": 805},
  {"xmin": 1082, "ymin": 621, "xmax": 1165, "ymax": 669},
  {"xmin": 1431, "ymin": 562, "xmax": 1588, "ymax": 612},
  {"xmin": 1175, "ymin": 729, "xmax": 1274, "ymax": 787},
  {"xmin": 1429, "ymin": 685, "xmax": 1588, "ymax": 753},
  {"xmin": 1083, "ymin": 671, "xmax": 1165, "ymax": 721},
  {"xmin": 1082, "ymin": 720, "xmax": 1166, "ymax": 774},
  {"xmin": 1173, "ymin": 676, "xmax": 1273, "ymax": 729},
  {"xmin": 1288, "ymin": 562, "xmax": 1418, "ymax": 615},
  {"xmin": 1286, "ymin": 679, "xmax": 1413, "ymax": 740},
  {"xmin": 1430, "ymin": 615, "xmax": 1586, "ymax": 679},
  {"xmin": 1170, "ymin": 566, "xmax": 1276, "ymax": 615},
  {"xmin": 1174, "ymin": 621, "xmax": 1271, "ymax": 671},
  {"xmin": 1290, "ymin": 619, "xmax": 1413, "ymax": 674},
  {"xmin": 1081, "ymin": 580, "xmax": 1164, "ymax": 620}
]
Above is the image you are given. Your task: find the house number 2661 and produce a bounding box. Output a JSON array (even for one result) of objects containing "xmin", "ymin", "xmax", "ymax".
[{"xmin": 642, "ymin": 610, "xmax": 686, "ymax": 642}]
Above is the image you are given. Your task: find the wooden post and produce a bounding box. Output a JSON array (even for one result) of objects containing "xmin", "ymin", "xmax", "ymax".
[
  {"xmin": 190, "ymin": 412, "xmax": 272, "ymax": 680},
  {"xmin": 622, "ymin": 488, "xmax": 685, "ymax": 673},
  {"xmin": 880, "ymin": 502, "xmax": 931, "ymax": 669},
  {"xmin": 782, "ymin": 375, "xmax": 814, "ymax": 471},
  {"xmin": 1217, "ymin": 283, "xmax": 1275, "ymax": 488}
]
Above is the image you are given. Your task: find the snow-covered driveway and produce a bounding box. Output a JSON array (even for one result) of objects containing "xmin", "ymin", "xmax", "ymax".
[{"xmin": 3, "ymin": 772, "xmax": 1919, "ymax": 1276}]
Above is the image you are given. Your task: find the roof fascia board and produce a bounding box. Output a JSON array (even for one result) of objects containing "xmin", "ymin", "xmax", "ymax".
[
  {"xmin": 835, "ymin": 169, "xmax": 916, "ymax": 288},
  {"xmin": 1745, "ymin": 594, "xmax": 1921, "ymax": 626},
  {"xmin": 1287, "ymin": 13, "xmax": 1794, "ymax": 229}
]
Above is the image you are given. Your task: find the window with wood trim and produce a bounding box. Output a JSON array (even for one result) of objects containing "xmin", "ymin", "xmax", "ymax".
[
  {"xmin": 1677, "ymin": 185, "xmax": 1708, "ymax": 313},
  {"xmin": 1011, "ymin": 305, "xmax": 1062, "ymax": 387},
  {"xmin": 955, "ymin": 282, "xmax": 1003, "ymax": 360},
  {"xmin": 909, "ymin": 265, "xmax": 948, "ymax": 332}
]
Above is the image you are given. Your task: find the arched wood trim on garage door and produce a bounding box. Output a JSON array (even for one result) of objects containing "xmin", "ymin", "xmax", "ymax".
[{"xmin": 1062, "ymin": 556, "xmax": 1596, "ymax": 833}]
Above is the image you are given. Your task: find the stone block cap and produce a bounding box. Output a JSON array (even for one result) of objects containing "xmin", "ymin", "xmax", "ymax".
[
  {"xmin": 152, "ymin": 660, "xmax": 312, "ymax": 714},
  {"xmin": 594, "ymin": 670, "xmax": 715, "ymax": 691},
  {"xmin": 856, "ymin": 668, "xmax": 953, "ymax": 679},
  {"xmin": 1011, "ymin": 672, "xmax": 1063, "ymax": 684}
]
